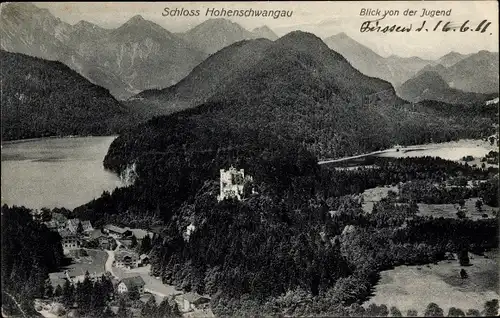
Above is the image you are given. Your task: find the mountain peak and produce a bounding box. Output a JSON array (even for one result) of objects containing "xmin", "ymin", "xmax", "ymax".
[
  {"xmin": 188, "ymin": 18, "xmax": 247, "ymax": 34},
  {"xmin": 276, "ymin": 31, "xmax": 329, "ymax": 51},
  {"xmin": 335, "ymin": 32, "xmax": 349, "ymax": 38},
  {"xmin": 73, "ymin": 20, "xmax": 101, "ymax": 30},
  {"xmin": 1, "ymin": 2, "xmax": 52, "ymax": 18},
  {"xmin": 252, "ymin": 25, "xmax": 278, "ymax": 40},
  {"xmin": 123, "ymin": 14, "xmax": 147, "ymax": 25}
]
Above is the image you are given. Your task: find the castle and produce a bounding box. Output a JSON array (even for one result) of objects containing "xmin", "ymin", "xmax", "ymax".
[{"xmin": 217, "ymin": 166, "xmax": 253, "ymax": 201}]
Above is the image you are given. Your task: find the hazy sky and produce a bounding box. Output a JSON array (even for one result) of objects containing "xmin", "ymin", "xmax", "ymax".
[{"xmin": 32, "ymin": 1, "xmax": 499, "ymax": 59}]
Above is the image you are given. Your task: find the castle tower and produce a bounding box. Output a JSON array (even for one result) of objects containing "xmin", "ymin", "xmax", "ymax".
[{"xmin": 217, "ymin": 166, "xmax": 246, "ymax": 201}]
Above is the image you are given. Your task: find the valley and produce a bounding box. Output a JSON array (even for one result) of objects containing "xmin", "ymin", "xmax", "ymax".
[{"xmin": 1, "ymin": 2, "xmax": 498, "ymax": 318}]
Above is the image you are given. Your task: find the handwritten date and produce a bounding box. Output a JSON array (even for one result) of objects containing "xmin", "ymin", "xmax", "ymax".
[{"xmin": 360, "ymin": 19, "xmax": 492, "ymax": 34}]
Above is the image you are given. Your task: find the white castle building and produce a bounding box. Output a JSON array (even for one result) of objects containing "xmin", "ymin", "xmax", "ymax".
[{"xmin": 217, "ymin": 166, "xmax": 253, "ymax": 201}]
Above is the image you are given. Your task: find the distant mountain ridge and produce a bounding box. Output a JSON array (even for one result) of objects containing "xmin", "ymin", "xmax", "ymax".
[
  {"xmin": 1, "ymin": 3, "xmax": 281, "ymax": 99},
  {"xmin": 322, "ymin": 32, "xmax": 488, "ymax": 91},
  {"xmin": 0, "ymin": 2, "xmax": 208, "ymax": 99},
  {"xmin": 397, "ymin": 70, "xmax": 497, "ymax": 105},
  {"xmin": 415, "ymin": 51, "xmax": 499, "ymax": 94},
  {"xmin": 123, "ymin": 31, "xmax": 494, "ymax": 163},
  {"xmin": 0, "ymin": 50, "xmax": 132, "ymax": 141},
  {"xmin": 176, "ymin": 18, "xmax": 278, "ymax": 54}
]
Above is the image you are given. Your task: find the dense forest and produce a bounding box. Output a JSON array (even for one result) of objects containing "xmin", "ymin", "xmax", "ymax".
[
  {"xmin": 128, "ymin": 32, "xmax": 497, "ymax": 159},
  {"xmin": 70, "ymin": 113, "xmax": 499, "ymax": 315},
  {"xmin": 0, "ymin": 50, "xmax": 136, "ymax": 141},
  {"xmin": 1, "ymin": 205, "xmax": 64, "ymax": 316}
]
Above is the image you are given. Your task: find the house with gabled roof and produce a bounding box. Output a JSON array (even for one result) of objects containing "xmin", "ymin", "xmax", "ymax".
[
  {"xmin": 67, "ymin": 219, "xmax": 93, "ymax": 233},
  {"xmin": 117, "ymin": 276, "xmax": 145, "ymax": 294},
  {"xmin": 59, "ymin": 230, "xmax": 80, "ymax": 253},
  {"xmin": 115, "ymin": 250, "xmax": 139, "ymax": 269},
  {"xmin": 104, "ymin": 224, "xmax": 132, "ymax": 238}
]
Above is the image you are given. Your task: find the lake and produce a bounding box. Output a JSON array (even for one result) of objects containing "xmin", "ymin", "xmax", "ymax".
[
  {"xmin": 321, "ymin": 139, "xmax": 497, "ymax": 168},
  {"xmin": 1, "ymin": 136, "xmax": 124, "ymax": 210}
]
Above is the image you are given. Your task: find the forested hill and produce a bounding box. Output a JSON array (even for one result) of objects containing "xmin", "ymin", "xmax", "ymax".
[
  {"xmin": 114, "ymin": 31, "xmax": 495, "ymax": 167},
  {"xmin": 0, "ymin": 51, "xmax": 134, "ymax": 141}
]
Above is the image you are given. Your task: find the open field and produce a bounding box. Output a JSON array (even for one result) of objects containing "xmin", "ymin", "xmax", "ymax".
[
  {"xmin": 54, "ymin": 249, "xmax": 107, "ymax": 277},
  {"xmin": 361, "ymin": 185, "xmax": 398, "ymax": 213},
  {"xmin": 418, "ymin": 198, "xmax": 499, "ymax": 220},
  {"xmin": 377, "ymin": 139, "xmax": 498, "ymax": 166},
  {"xmin": 364, "ymin": 250, "xmax": 499, "ymax": 316}
]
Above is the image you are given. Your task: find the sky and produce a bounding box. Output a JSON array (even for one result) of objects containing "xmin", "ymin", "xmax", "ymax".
[{"xmin": 32, "ymin": 1, "xmax": 499, "ymax": 59}]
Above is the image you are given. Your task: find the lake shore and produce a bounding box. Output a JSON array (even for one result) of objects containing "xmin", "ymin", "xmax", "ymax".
[{"xmin": 1, "ymin": 134, "xmax": 118, "ymax": 146}]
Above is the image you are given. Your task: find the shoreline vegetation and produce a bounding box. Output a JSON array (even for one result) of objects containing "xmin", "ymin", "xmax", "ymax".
[{"xmin": 1, "ymin": 134, "xmax": 119, "ymax": 146}]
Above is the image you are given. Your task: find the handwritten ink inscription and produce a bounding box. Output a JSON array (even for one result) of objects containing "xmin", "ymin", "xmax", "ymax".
[{"xmin": 359, "ymin": 8, "xmax": 493, "ymax": 35}]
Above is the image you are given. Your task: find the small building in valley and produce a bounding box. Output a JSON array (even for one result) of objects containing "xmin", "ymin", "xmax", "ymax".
[
  {"xmin": 104, "ymin": 224, "xmax": 132, "ymax": 238},
  {"xmin": 177, "ymin": 292, "xmax": 211, "ymax": 312},
  {"xmin": 59, "ymin": 230, "xmax": 81, "ymax": 253},
  {"xmin": 117, "ymin": 276, "xmax": 145, "ymax": 294},
  {"xmin": 115, "ymin": 250, "xmax": 139, "ymax": 269},
  {"xmin": 89, "ymin": 229, "xmax": 116, "ymax": 250},
  {"xmin": 67, "ymin": 219, "xmax": 93, "ymax": 233}
]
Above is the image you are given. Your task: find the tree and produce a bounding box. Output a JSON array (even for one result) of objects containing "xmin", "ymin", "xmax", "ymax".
[
  {"xmin": 62, "ymin": 279, "xmax": 75, "ymax": 308},
  {"xmin": 77, "ymin": 222, "xmax": 84, "ymax": 235},
  {"xmin": 141, "ymin": 296, "xmax": 157, "ymax": 317},
  {"xmin": 407, "ymin": 309, "xmax": 418, "ymax": 317},
  {"xmin": 54, "ymin": 285, "xmax": 63, "ymax": 298},
  {"xmin": 456, "ymin": 210, "xmax": 466, "ymax": 219},
  {"xmin": 90, "ymin": 280, "xmax": 106, "ymax": 313},
  {"xmin": 140, "ymin": 234, "xmax": 152, "ymax": 254},
  {"xmin": 44, "ymin": 278, "xmax": 54, "ymax": 299},
  {"xmin": 465, "ymin": 309, "xmax": 480, "ymax": 316},
  {"xmin": 367, "ymin": 303, "xmax": 389, "ymax": 317},
  {"xmin": 390, "ymin": 306, "xmax": 402, "ymax": 317},
  {"xmin": 459, "ymin": 249, "xmax": 470, "ymax": 266},
  {"xmin": 475, "ymin": 200, "xmax": 483, "ymax": 212},
  {"xmin": 483, "ymin": 299, "xmax": 499, "ymax": 317},
  {"xmin": 157, "ymin": 298, "xmax": 175, "ymax": 317},
  {"xmin": 458, "ymin": 199, "xmax": 466, "ymax": 208},
  {"xmin": 425, "ymin": 303, "xmax": 444, "ymax": 317},
  {"xmin": 128, "ymin": 285, "xmax": 140, "ymax": 301},
  {"xmin": 460, "ymin": 269, "xmax": 468, "ymax": 279},
  {"xmin": 117, "ymin": 298, "xmax": 131, "ymax": 318},
  {"xmin": 103, "ymin": 306, "xmax": 115, "ymax": 317},
  {"xmin": 130, "ymin": 235, "xmax": 138, "ymax": 249},
  {"xmin": 448, "ymin": 307, "xmax": 465, "ymax": 317},
  {"xmin": 40, "ymin": 208, "xmax": 52, "ymax": 222}
]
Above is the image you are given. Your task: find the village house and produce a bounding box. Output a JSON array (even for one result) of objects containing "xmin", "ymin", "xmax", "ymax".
[
  {"xmin": 115, "ymin": 250, "xmax": 140, "ymax": 269},
  {"xmin": 139, "ymin": 254, "xmax": 150, "ymax": 267},
  {"xmin": 89, "ymin": 229, "xmax": 116, "ymax": 250},
  {"xmin": 44, "ymin": 213, "xmax": 68, "ymax": 232},
  {"xmin": 59, "ymin": 230, "xmax": 81, "ymax": 253},
  {"xmin": 104, "ymin": 224, "xmax": 132, "ymax": 238},
  {"xmin": 67, "ymin": 219, "xmax": 93, "ymax": 233},
  {"xmin": 217, "ymin": 166, "xmax": 253, "ymax": 201},
  {"xmin": 117, "ymin": 276, "xmax": 145, "ymax": 294},
  {"xmin": 130, "ymin": 228, "xmax": 154, "ymax": 243},
  {"xmin": 177, "ymin": 292, "xmax": 211, "ymax": 312}
]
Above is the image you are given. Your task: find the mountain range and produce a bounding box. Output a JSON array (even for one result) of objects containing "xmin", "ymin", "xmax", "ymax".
[
  {"xmin": 415, "ymin": 51, "xmax": 499, "ymax": 94},
  {"xmin": 2, "ymin": 2, "xmax": 496, "ymax": 101},
  {"xmin": 322, "ymin": 32, "xmax": 479, "ymax": 89},
  {"xmin": 0, "ymin": 50, "xmax": 132, "ymax": 141},
  {"xmin": 111, "ymin": 31, "xmax": 494, "ymax": 167},
  {"xmin": 176, "ymin": 18, "xmax": 278, "ymax": 55},
  {"xmin": 396, "ymin": 71, "xmax": 497, "ymax": 106},
  {"xmin": 0, "ymin": 3, "xmax": 281, "ymax": 99}
]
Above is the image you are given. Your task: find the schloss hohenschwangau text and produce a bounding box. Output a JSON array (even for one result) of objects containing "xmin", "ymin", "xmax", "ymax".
[{"xmin": 163, "ymin": 7, "xmax": 294, "ymax": 19}]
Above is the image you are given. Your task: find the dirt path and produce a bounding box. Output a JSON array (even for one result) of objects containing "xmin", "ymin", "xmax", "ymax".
[{"xmin": 105, "ymin": 241, "xmax": 122, "ymax": 278}]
